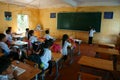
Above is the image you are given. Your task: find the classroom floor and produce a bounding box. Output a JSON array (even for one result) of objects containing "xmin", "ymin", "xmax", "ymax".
[{"xmin": 45, "ymin": 43, "xmax": 120, "ymax": 80}]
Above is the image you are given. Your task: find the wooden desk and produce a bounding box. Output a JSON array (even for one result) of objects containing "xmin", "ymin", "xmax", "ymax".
[
  {"xmin": 52, "ymin": 52, "xmax": 62, "ymax": 80},
  {"xmin": 12, "ymin": 41, "xmax": 28, "ymax": 46},
  {"xmin": 38, "ymin": 38, "xmax": 45, "ymax": 43},
  {"xmin": 12, "ymin": 34, "xmax": 24, "ymax": 39},
  {"xmin": 78, "ymin": 72, "xmax": 102, "ymax": 80},
  {"xmin": 98, "ymin": 43, "xmax": 115, "ymax": 48},
  {"xmin": 95, "ymin": 47, "xmax": 119, "ymax": 55},
  {"xmin": 95, "ymin": 47, "xmax": 119, "ymax": 69},
  {"xmin": 12, "ymin": 60, "xmax": 41, "ymax": 80},
  {"xmin": 78, "ymin": 56, "xmax": 114, "ymax": 71},
  {"xmin": 54, "ymin": 39, "xmax": 61, "ymax": 45},
  {"xmin": 52, "ymin": 52, "xmax": 62, "ymax": 62},
  {"xmin": 0, "ymin": 52, "xmax": 4, "ymax": 57}
]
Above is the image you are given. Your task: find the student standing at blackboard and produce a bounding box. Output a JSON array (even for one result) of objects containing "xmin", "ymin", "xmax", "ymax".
[{"xmin": 88, "ymin": 27, "xmax": 96, "ymax": 44}]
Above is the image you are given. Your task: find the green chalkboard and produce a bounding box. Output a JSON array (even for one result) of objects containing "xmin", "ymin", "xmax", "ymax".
[{"xmin": 57, "ymin": 12, "xmax": 102, "ymax": 32}]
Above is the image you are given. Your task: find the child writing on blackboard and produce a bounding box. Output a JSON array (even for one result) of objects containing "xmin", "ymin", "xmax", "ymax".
[{"xmin": 88, "ymin": 27, "xmax": 96, "ymax": 44}]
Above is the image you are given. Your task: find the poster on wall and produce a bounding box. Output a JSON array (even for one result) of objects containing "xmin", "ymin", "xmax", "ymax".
[
  {"xmin": 4, "ymin": 11, "xmax": 12, "ymax": 21},
  {"xmin": 104, "ymin": 12, "xmax": 113, "ymax": 19},
  {"xmin": 50, "ymin": 13, "xmax": 56, "ymax": 18}
]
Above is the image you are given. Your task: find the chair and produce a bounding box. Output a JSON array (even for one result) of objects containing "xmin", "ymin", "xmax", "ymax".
[{"xmin": 78, "ymin": 72, "xmax": 102, "ymax": 80}]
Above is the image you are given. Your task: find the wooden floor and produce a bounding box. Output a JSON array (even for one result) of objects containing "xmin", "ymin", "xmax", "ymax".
[{"xmin": 45, "ymin": 43, "xmax": 120, "ymax": 80}]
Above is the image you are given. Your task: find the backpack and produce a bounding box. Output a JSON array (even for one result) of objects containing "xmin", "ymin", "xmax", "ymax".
[{"xmin": 51, "ymin": 43, "xmax": 61, "ymax": 53}]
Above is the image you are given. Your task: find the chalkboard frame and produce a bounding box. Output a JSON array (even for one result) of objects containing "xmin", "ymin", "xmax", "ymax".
[{"xmin": 57, "ymin": 12, "xmax": 102, "ymax": 32}]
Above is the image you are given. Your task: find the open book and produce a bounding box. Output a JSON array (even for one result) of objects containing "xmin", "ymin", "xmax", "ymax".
[{"xmin": 12, "ymin": 65, "xmax": 26, "ymax": 76}]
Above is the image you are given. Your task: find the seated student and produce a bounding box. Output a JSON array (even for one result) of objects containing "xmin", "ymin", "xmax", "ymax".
[
  {"xmin": 40, "ymin": 39, "xmax": 54, "ymax": 74},
  {"xmin": 5, "ymin": 29, "xmax": 13, "ymax": 44},
  {"xmin": 61, "ymin": 34, "xmax": 72, "ymax": 62},
  {"xmin": 0, "ymin": 33, "xmax": 20, "ymax": 60},
  {"xmin": 4, "ymin": 27, "xmax": 12, "ymax": 35},
  {"xmin": 0, "ymin": 33, "xmax": 11, "ymax": 55},
  {"xmin": 28, "ymin": 39, "xmax": 54, "ymax": 74},
  {"xmin": 44, "ymin": 30, "xmax": 55, "ymax": 40},
  {"xmin": 28, "ymin": 30, "xmax": 38, "ymax": 44},
  {"xmin": 25, "ymin": 28, "xmax": 29, "ymax": 39},
  {"xmin": 28, "ymin": 30, "xmax": 41, "ymax": 50},
  {"xmin": 0, "ymin": 55, "xmax": 18, "ymax": 80}
]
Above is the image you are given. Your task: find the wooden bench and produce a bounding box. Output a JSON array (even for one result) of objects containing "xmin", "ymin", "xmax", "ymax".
[
  {"xmin": 12, "ymin": 60, "xmax": 40, "ymax": 80},
  {"xmin": 78, "ymin": 72, "xmax": 102, "ymax": 80},
  {"xmin": 24, "ymin": 59, "xmax": 49, "ymax": 80},
  {"xmin": 94, "ymin": 47, "xmax": 119, "ymax": 69},
  {"xmin": 78, "ymin": 56, "xmax": 114, "ymax": 71},
  {"xmin": 98, "ymin": 43, "xmax": 115, "ymax": 48},
  {"xmin": 78, "ymin": 56, "xmax": 114, "ymax": 80}
]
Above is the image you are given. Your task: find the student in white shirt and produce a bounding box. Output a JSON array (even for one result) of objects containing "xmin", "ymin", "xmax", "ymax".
[
  {"xmin": 88, "ymin": 27, "xmax": 96, "ymax": 44},
  {"xmin": 40, "ymin": 39, "xmax": 53, "ymax": 74},
  {"xmin": 5, "ymin": 29, "xmax": 13, "ymax": 44},
  {"xmin": 0, "ymin": 33, "xmax": 11, "ymax": 55},
  {"xmin": 0, "ymin": 34, "xmax": 20, "ymax": 60},
  {"xmin": 28, "ymin": 30, "xmax": 41, "ymax": 50},
  {"xmin": 4, "ymin": 27, "xmax": 12, "ymax": 35},
  {"xmin": 28, "ymin": 30, "xmax": 38, "ymax": 44},
  {"xmin": 0, "ymin": 56, "xmax": 18, "ymax": 80},
  {"xmin": 61, "ymin": 34, "xmax": 71, "ymax": 61},
  {"xmin": 44, "ymin": 30, "xmax": 55, "ymax": 40}
]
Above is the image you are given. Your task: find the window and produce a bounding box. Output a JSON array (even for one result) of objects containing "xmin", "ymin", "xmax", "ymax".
[{"xmin": 17, "ymin": 14, "xmax": 29, "ymax": 33}]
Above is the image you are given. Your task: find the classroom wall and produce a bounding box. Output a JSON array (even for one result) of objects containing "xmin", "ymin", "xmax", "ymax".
[
  {"xmin": 0, "ymin": 1, "xmax": 120, "ymax": 44},
  {"xmin": 39, "ymin": 6, "xmax": 120, "ymax": 44},
  {"xmin": 0, "ymin": 2, "xmax": 40, "ymax": 33}
]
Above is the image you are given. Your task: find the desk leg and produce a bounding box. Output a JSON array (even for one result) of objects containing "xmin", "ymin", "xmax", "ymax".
[
  {"xmin": 35, "ymin": 74, "xmax": 38, "ymax": 80},
  {"xmin": 78, "ymin": 43, "xmax": 80, "ymax": 56},
  {"xmin": 69, "ymin": 48, "xmax": 74, "ymax": 64},
  {"xmin": 78, "ymin": 74, "xmax": 82, "ymax": 80},
  {"xmin": 54, "ymin": 61, "xmax": 59, "ymax": 80},
  {"xmin": 95, "ymin": 52, "xmax": 100, "ymax": 58},
  {"xmin": 113, "ymin": 55, "xmax": 117, "ymax": 70},
  {"xmin": 41, "ymin": 73, "xmax": 45, "ymax": 80}
]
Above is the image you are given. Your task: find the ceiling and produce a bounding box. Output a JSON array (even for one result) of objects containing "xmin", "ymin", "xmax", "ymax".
[{"xmin": 0, "ymin": 0, "xmax": 120, "ymax": 9}]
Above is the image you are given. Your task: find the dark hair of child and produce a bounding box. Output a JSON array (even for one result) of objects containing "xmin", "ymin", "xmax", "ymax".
[
  {"xmin": 7, "ymin": 27, "xmax": 12, "ymax": 31},
  {"xmin": 45, "ymin": 30, "xmax": 49, "ymax": 34},
  {"xmin": 0, "ymin": 55, "xmax": 11, "ymax": 74},
  {"xmin": 26, "ymin": 28, "xmax": 29, "ymax": 31},
  {"xmin": 6, "ymin": 29, "xmax": 11, "ymax": 34},
  {"xmin": 0, "ymin": 33, "xmax": 6, "ymax": 41},
  {"xmin": 39, "ymin": 39, "xmax": 53, "ymax": 57},
  {"xmin": 62, "ymin": 34, "xmax": 69, "ymax": 47},
  {"xmin": 44, "ymin": 39, "xmax": 53, "ymax": 48},
  {"xmin": 28, "ymin": 30, "xmax": 34, "ymax": 39}
]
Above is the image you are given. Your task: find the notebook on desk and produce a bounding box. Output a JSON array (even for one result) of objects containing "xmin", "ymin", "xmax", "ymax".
[{"xmin": 12, "ymin": 65, "xmax": 26, "ymax": 76}]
